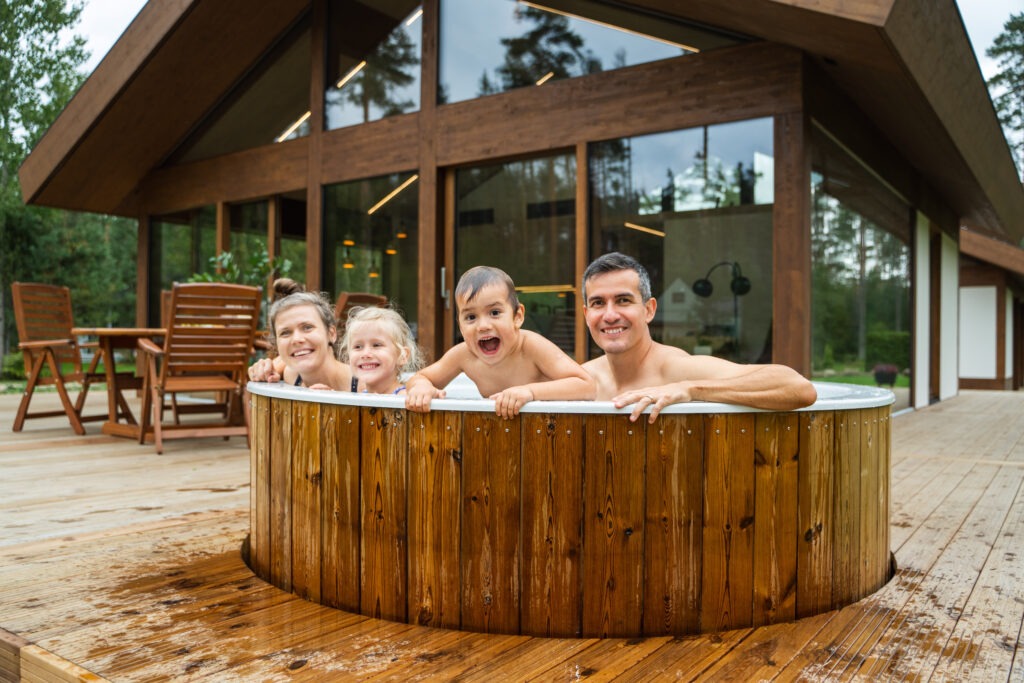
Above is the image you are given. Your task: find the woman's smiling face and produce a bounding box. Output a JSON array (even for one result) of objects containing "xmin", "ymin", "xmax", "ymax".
[{"xmin": 273, "ymin": 304, "xmax": 337, "ymax": 376}]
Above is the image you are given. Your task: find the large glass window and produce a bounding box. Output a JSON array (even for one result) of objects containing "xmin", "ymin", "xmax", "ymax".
[
  {"xmin": 323, "ymin": 172, "xmax": 420, "ymax": 333},
  {"xmin": 326, "ymin": 1, "xmax": 422, "ymax": 130},
  {"xmin": 171, "ymin": 18, "xmax": 312, "ymax": 164},
  {"xmin": 440, "ymin": 0, "xmax": 741, "ymax": 105},
  {"xmin": 811, "ymin": 124, "xmax": 911, "ymax": 410},
  {"xmin": 279, "ymin": 192, "xmax": 308, "ymax": 278},
  {"xmin": 229, "ymin": 202, "xmax": 269, "ymax": 269},
  {"xmin": 589, "ymin": 118, "xmax": 774, "ymax": 363},
  {"xmin": 455, "ymin": 153, "xmax": 577, "ymax": 355},
  {"xmin": 148, "ymin": 207, "xmax": 217, "ymax": 325}
]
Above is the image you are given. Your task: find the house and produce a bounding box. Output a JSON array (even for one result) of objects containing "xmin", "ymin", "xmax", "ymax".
[{"xmin": 19, "ymin": 0, "xmax": 1024, "ymax": 411}]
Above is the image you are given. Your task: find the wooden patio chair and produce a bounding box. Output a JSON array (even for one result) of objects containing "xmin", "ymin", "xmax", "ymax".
[
  {"xmin": 334, "ymin": 291, "xmax": 388, "ymax": 333},
  {"xmin": 136, "ymin": 282, "xmax": 261, "ymax": 454},
  {"xmin": 11, "ymin": 282, "xmax": 127, "ymax": 435}
]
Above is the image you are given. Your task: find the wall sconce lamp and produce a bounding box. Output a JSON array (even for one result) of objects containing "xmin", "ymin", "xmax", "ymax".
[
  {"xmin": 692, "ymin": 261, "xmax": 751, "ymax": 298},
  {"xmin": 692, "ymin": 261, "xmax": 750, "ymax": 352}
]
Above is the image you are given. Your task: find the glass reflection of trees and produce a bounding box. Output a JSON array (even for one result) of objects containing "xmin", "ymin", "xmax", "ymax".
[
  {"xmin": 811, "ymin": 126, "xmax": 911, "ymax": 403},
  {"xmin": 589, "ymin": 119, "xmax": 774, "ymax": 363},
  {"xmin": 326, "ymin": 1, "xmax": 422, "ymax": 130},
  {"xmin": 455, "ymin": 154, "xmax": 576, "ymax": 354},
  {"xmin": 441, "ymin": 0, "xmax": 740, "ymax": 105}
]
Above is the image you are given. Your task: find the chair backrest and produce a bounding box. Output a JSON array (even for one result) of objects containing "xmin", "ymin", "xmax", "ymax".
[
  {"xmin": 334, "ymin": 291, "xmax": 388, "ymax": 332},
  {"xmin": 161, "ymin": 282, "xmax": 262, "ymax": 380},
  {"xmin": 11, "ymin": 282, "xmax": 82, "ymax": 373}
]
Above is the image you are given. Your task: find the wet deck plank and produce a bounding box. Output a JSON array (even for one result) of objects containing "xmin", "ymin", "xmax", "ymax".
[{"xmin": 1, "ymin": 390, "xmax": 1023, "ymax": 681}]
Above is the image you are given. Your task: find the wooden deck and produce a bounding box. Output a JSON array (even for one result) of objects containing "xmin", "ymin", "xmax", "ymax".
[{"xmin": 1, "ymin": 389, "xmax": 1022, "ymax": 682}]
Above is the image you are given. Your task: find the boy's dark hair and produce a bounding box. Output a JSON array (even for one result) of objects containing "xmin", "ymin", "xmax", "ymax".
[
  {"xmin": 455, "ymin": 266, "xmax": 519, "ymax": 310},
  {"xmin": 582, "ymin": 252, "xmax": 653, "ymax": 302}
]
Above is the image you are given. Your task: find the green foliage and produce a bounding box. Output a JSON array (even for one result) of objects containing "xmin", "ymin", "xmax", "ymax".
[
  {"xmin": 0, "ymin": 1, "xmax": 112, "ymax": 373},
  {"xmin": 865, "ymin": 330, "xmax": 910, "ymax": 371},
  {"xmin": 986, "ymin": 12, "xmax": 1024, "ymax": 177},
  {"xmin": 187, "ymin": 243, "xmax": 292, "ymax": 288},
  {"xmin": 1, "ymin": 353, "xmax": 24, "ymax": 380}
]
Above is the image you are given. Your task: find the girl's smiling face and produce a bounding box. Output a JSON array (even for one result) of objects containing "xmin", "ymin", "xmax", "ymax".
[
  {"xmin": 273, "ymin": 304, "xmax": 337, "ymax": 378},
  {"xmin": 347, "ymin": 320, "xmax": 406, "ymax": 393}
]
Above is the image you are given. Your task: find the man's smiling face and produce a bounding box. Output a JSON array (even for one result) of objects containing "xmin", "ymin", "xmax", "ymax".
[{"xmin": 583, "ymin": 269, "xmax": 656, "ymax": 355}]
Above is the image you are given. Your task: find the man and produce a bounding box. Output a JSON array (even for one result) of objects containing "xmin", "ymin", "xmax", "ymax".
[{"xmin": 582, "ymin": 252, "xmax": 817, "ymax": 422}]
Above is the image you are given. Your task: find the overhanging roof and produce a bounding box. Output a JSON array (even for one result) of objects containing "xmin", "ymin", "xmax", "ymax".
[{"xmin": 18, "ymin": 0, "xmax": 1024, "ymax": 248}]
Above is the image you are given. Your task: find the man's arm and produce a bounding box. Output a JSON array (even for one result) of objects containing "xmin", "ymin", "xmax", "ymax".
[{"xmin": 614, "ymin": 355, "xmax": 817, "ymax": 422}]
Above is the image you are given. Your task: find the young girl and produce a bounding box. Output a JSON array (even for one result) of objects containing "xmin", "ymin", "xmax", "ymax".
[{"xmin": 341, "ymin": 305, "xmax": 423, "ymax": 394}]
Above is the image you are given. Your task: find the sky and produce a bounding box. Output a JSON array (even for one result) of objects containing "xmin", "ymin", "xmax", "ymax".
[{"xmin": 76, "ymin": 0, "xmax": 1018, "ymax": 78}]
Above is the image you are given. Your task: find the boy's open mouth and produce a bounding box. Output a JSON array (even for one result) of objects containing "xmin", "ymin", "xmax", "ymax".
[{"xmin": 478, "ymin": 337, "xmax": 500, "ymax": 354}]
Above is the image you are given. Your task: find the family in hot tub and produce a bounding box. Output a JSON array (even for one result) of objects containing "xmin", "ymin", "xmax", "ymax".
[{"xmin": 247, "ymin": 252, "xmax": 817, "ymax": 420}]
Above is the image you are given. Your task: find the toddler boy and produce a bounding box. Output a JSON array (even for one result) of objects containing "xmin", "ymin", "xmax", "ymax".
[{"xmin": 404, "ymin": 266, "xmax": 595, "ymax": 418}]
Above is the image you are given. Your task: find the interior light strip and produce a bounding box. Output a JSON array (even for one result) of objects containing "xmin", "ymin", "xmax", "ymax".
[
  {"xmin": 518, "ymin": 1, "xmax": 699, "ymax": 53},
  {"xmin": 624, "ymin": 221, "xmax": 666, "ymax": 237},
  {"xmin": 406, "ymin": 8, "xmax": 423, "ymax": 26},
  {"xmin": 536, "ymin": 71, "xmax": 555, "ymax": 86},
  {"xmin": 368, "ymin": 174, "xmax": 420, "ymax": 215},
  {"xmin": 336, "ymin": 60, "xmax": 367, "ymax": 89},
  {"xmin": 275, "ymin": 111, "xmax": 311, "ymax": 143}
]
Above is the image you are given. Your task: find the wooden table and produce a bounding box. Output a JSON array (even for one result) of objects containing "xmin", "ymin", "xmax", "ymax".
[{"xmin": 73, "ymin": 327, "xmax": 165, "ymax": 439}]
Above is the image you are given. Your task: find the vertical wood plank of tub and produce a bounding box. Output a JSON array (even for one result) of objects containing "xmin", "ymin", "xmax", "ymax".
[
  {"xmin": 752, "ymin": 412, "xmax": 798, "ymax": 626},
  {"xmin": 700, "ymin": 413, "xmax": 755, "ymax": 632},
  {"xmin": 250, "ymin": 392, "xmax": 271, "ymax": 580},
  {"xmin": 407, "ymin": 409, "xmax": 462, "ymax": 629},
  {"xmin": 360, "ymin": 407, "xmax": 409, "ymax": 622},
  {"xmin": 873, "ymin": 408, "xmax": 889, "ymax": 589},
  {"xmin": 859, "ymin": 408, "xmax": 879, "ymax": 597},
  {"xmin": 461, "ymin": 413, "xmax": 521, "ymax": 634},
  {"xmin": 291, "ymin": 400, "xmax": 322, "ymax": 602},
  {"xmin": 321, "ymin": 405, "xmax": 361, "ymax": 611},
  {"xmin": 643, "ymin": 414, "xmax": 703, "ymax": 636},
  {"xmin": 797, "ymin": 410, "xmax": 835, "ymax": 618},
  {"xmin": 881, "ymin": 408, "xmax": 892, "ymax": 582},
  {"xmin": 582, "ymin": 415, "xmax": 645, "ymax": 638},
  {"xmin": 269, "ymin": 398, "xmax": 293, "ymax": 592},
  {"xmin": 521, "ymin": 413, "xmax": 584, "ymax": 637},
  {"xmin": 831, "ymin": 408, "xmax": 861, "ymax": 609}
]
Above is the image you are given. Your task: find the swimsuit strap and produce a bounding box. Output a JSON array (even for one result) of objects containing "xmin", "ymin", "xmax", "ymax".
[
  {"xmin": 351, "ymin": 376, "xmax": 359, "ymax": 392},
  {"xmin": 294, "ymin": 374, "xmax": 303, "ymax": 387},
  {"xmin": 393, "ymin": 385, "xmax": 405, "ymax": 395}
]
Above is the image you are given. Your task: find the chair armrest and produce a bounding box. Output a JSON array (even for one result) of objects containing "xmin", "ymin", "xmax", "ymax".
[
  {"xmin": 19, "ymin": 339, "xmax": 75, "ymax": 350},
  {"xmin": 137, "ymin": 337, "xmax": 164, "ymax": 357}
]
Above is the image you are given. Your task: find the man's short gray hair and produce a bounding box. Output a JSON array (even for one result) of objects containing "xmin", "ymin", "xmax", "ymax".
[{"xmin": 582, "ymin": 252, "xmax": 652, "ymax": 302}]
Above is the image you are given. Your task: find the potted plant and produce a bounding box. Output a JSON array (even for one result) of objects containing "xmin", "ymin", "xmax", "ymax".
[{"xmin": 872, "ymin": 363, "xmax": 899, "ymax": 387}]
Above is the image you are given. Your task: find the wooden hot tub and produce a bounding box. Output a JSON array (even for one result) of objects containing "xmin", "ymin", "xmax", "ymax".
[{"xmin": 246, "ymin": 380, "xmax": 893, "ymax": 638}]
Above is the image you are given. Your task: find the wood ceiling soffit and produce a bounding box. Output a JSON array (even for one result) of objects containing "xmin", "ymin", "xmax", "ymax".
[
  {"xmin": 959, "ymin": 230, "xmax": 1024, "ymax": 278},
  {"xmin": 18, "ymin": 0, "xmax": 195, "ymax": 202},
  {"xmin": 621, "ymin": 0, "xmax": 893, "ymax": 69},
  {"xmin": 140, "ymin": 140, "xmax": 309, "ymax": 216},
  {"xmin": 25, "ymin": 0, "xmax": 310, "ymax": 217}
]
